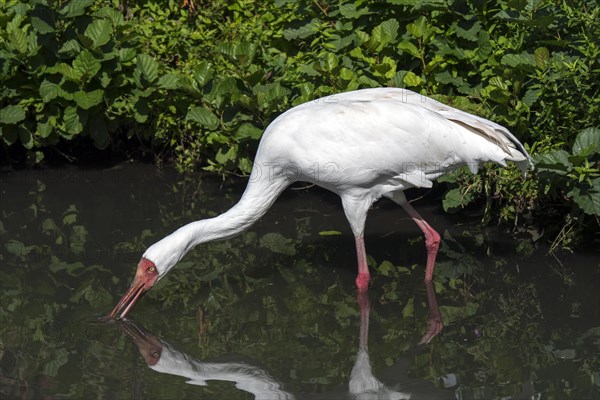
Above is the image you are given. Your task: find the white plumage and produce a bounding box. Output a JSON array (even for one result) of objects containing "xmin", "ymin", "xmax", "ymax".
[{"xmin": 108, "ymin": 87, "xmax": 532, "ymax": 319}]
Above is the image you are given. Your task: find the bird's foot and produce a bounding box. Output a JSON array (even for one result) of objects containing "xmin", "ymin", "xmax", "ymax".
[{"xmin": 355, "ymin": 273, "xmax": 370, "ymax": 292}]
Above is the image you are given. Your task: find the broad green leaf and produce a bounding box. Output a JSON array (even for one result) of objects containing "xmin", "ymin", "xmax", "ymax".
[
  {"xmin": 19, "ymin": 129, "xmax": 34, "ymax": 149},
  {"xmin": 501, "ymin": 52, "xmax": 535, "ymax": 67},
  {"xmin": 9, "ymin": 27, "xmax": 28, "ymax": 54},
  {"xmin": 63, "ymin": 106, "xmax": 84, "ymax": 135},
  {"xmin": 215, "ymin": 146, "xmax": 237, "ymax": 164},
  {"xmin": 443, "ymin": 187, "xmax": 473, "ymax": 211},
  {"xmin": 403, "ymin": 71, "xmax": 421, "ymax": 87},
  {"xmin": 534, "ymin": 47, "xmax": 550, "ymax": 68},
  {"xmin": 283, "ymin": 19, "xmax": 320, "ymax": 40},
  {"xmin": 58, "ymin": 39, "xmax": 81, "ymax": 54},
  {"xmin": 573, "ymin": 127, "xmax": 600, "ymax": 156},
  {"xmin": 133, "ymin": 98, "xmax": 149, "ymax": 123},
  {"xmin": 378, "ymin": 19, "xmax": 399, "ymax": 44},
  {"xmin": 31, "ymin": 16, "xmax": 54, "ymax": 34},
  {"xmin": 1, "ymin": 126, "xmax": 19, "ymax": 145},
  {"xmin": 186, "ymin": 106, "xmax": 219, "ymax": 129},
  {"xmin": 0, "ymin": 105, "xmax": 26, "ymax": 124},
  {"xmin": 320, "ymin": 53, "xmax": 338, "ymax": 72},
  {"xmin": 60, "ymin": 0, "xmax": 95, "ymax": 17},
  {"xmin": 85, "ymin": 19, "xmax": 113, "ymax": 48},
  {"xmin": 398, "ymin": 41, "xmax": 420, "ymax": 58},
  {"xmin": 72, "ymin": 50, "xmax": 101, "ymax": 81},
  {"xmin": 406, "ymin": 16, "xmax": 428, "ymax": 38},
  {"xmin": 193, "ymin": 62, "xmax": 212, "ymax": 86},
  {"xmin": 568, "ymin": 181, "xmax": 600, "ymax": 216},
  {"xmin": 118, "ymin": 48, "xmax": 136, "ymax": 62},
  {"xmin": 235, "ymin": 123, "xmax": 263, "ymax": 140},
  {"xmin": 455, "ymin": 21, "xmax": 481, "ymax": 42},
  {"xmin": 73, "ymin": 89, "xmax": 104, "ymax": 109},
  {"xmin": 158, "ymin": 73, "xmax": 179, "ymax": 89},
  {"xmin": 339, "ymin": 3, "xmax": 371, "ymax": 19},
  {"xmin": 136, "ymin": 54, "xmax": 159, "ymax": 83},
  {"xmin": 36, "ymin": 120, "xmax": 53, "ymax": 138},
  {"xmin": 259, "ymin": 232, "xmax": 296, "ymax": 256},
  {"xmin": 522, "ymin": 88, "xmax": 541, "ymax": 107},
  {"xmin": 40, "ymin": 80, "xmax": 60, "ymax": 102},
  {"xmin": 535, "ymin": 150, "xmax": 571, "ymax": 173}
]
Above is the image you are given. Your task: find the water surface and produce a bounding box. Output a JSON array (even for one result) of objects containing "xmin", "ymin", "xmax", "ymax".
[{"xmin": 1, "ymin": 164, "xmax": 598, "ymax": 399}]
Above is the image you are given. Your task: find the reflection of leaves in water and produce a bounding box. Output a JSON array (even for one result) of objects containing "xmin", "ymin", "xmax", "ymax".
[{"xmin": 1, "ymin": 168, "xmax": 598, "ymax": 399}]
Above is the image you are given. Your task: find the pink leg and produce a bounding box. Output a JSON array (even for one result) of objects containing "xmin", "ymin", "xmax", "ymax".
[
  {"xmin": 419, "ymin": 280, "xmax": 444, "ymax": 344},
  {"xmin": 400, "ymin": 201, "xmax": 441, "ymax": 281},
  {"xmin": 354, "ymin": 236, "xmax": 370, "ymax": 292}
]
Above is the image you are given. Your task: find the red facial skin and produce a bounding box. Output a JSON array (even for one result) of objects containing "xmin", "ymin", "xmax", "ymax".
[{"xmin": 105, "ymin": 258, "xmax": 159, "ymax": 320}]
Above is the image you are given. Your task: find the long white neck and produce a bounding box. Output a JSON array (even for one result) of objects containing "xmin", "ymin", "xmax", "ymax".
[{"xmin": 143, "ymin": 170, "xmax": 290, "ymax": 274}]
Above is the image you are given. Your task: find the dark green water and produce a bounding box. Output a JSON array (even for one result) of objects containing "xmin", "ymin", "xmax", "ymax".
[{"xmin": 1, "ymin": 164, "xmax": 598, "ymax": 399}]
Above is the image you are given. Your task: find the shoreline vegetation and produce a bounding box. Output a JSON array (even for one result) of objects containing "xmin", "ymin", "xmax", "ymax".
[{"xmin": 1, "ymin": 0, "xmax": 598, "ymax": 249}]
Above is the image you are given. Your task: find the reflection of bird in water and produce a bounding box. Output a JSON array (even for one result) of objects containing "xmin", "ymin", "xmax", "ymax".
[
  {"xmin": 119, "ymin": 320, "xmax": 294, "ymax": 400},
  {"xmin": 107, "ymin": 88, "xmax": 531, "ymax": 319},
  {"xmin": 349, "ymin": 287, "xmax": 452, "ymax": 400}
]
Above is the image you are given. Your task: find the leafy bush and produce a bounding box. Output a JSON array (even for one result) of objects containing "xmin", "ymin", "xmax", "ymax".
[{"xmin": 1, "ymin": 0, "xmax": 598, "ymax": 247}]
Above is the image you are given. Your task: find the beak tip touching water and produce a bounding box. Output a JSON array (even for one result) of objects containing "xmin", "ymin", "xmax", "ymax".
[{"xmin": 106, "ymin": 259, "xmax": 159, "ymax": 320}]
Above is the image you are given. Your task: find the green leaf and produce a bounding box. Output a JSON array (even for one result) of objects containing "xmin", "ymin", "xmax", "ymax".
[
  {"xmin": 443, "ymin": 187, "xmax": 473, "ymax": 211},
  {"xmin": 534, "ymin": 47, "xmax": 550, "ymax": 68},
  {"xmin": 58, "ymin": 39, "xmax": 81, "ymax": 55},
  {"xmin": 72, "ymin": 50, "xmax": 101, "ymax": 81},
  {"xmin": 73, "ymin": 90, "xmax": 104, "ymax": 109},
  {"xmin": 572, "ymin": 128, "xmax": 600, "ymax": 156},
  {"xmin": 193, "ymin": 62, "xmax": 212, "ymax": 86},
  {"xmin": 318, "ymin": 230, "xmax": 342, "ymax": 236},
  {"xmin": 136, "ymin": 54, "xmax": 159, "ymax": 83},
  {"xmin": 235, "ymin": 123, "xmax": 263, "ymax": 140},
  {"xmin": 339, "ymin": 3, "xmax": 371, "ymax": 19},
  {"xmin": 186, "ymin": 106, "xmax": 219, "ymax": 129},
  {"xmin": 319, "ymin": 53, "xmax": 338, "ymax": 72},
  {"xmin": 402, "ymin": 298, "xmax": 414, "ymax": 318},
  {"xmin": 133, "ymin": 98, "xmax": 149, "ymax": 123},
  {"xmin": 36, "ymin": 120, "xmax": 53, "ymax": 138},
  {"xmin": 406, "ymin": 16, "xmax": 428, "ymax": 38},
  {"xmin": 378, "ymin": 19, "xmax": 399, "ymax": 44},
  {"xmin": 398, "ymin": 41, "xmax": 420, "ymax": 58},
  {"xmin": 568, "ymin": 181, "xmax": 600, "ymax": 216},
  {"xmin": 85, "ymin": 19, "xmax": 113, "ymax": 48},
  {"xmin": 9, "ymin": 26, "xmax": 28, "ymax": 54},
  {"xmin": 63, "ymin": 106, "xmax": 83, "ymax": 135},
  {"xmin": 60, "ymin": 0, "xmax": 95, "ymax": 17},
  {"xmin": 39, "ymin": 79, "xmax": 58, "ymax": 102},
  {"xmin": 158, "ymin": 73, "xmax": 179, "ymax": 89},
  {"xmin": 403, "ymin": 71, "xmax": 421, "ymax": 87},
  {"xmin": 19, "ymin": 129, "xmax": 34, "ymax": 149},
  {"xmin": 260, "ymin": 233, "xmax": 296, "ymax": 256},
  {"xmin": 522, "ymin": 88, "xmax": 541, "ymax": 107},
  {"xmin": 31, "ymin": 16, "xmax": 55, "ymax": 34},
  {"xmin": 0, "ymin": 105, "xmax": 26, "ymax": 124},
  {"xmin": 283, "ymin": 19, "xmax": 320, "ymax": 40},
  {"xmin": 215, "ymin": 146, "xmax": 237, "ymax": 164},
  {"xmin": 535, "ymin": 150, "xmax": 572, "ymax": 173},
  {"xmin": 455, "ymin": 21, "xmax": 481, "ymax": 42},
  {"xmin": 501, "ymin": 52, "xmax": 535, "ymax": 67}
]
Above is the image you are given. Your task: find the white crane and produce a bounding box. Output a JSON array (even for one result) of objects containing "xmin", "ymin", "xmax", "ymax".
[{"xmin": 107, "ymin": 87, "xmax": 531, "ymax": 319}]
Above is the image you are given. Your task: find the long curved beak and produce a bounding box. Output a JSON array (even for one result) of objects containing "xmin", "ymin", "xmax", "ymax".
[{"xmin": 107, "ymin": 275, "xmax": 149, "ymax": 320}]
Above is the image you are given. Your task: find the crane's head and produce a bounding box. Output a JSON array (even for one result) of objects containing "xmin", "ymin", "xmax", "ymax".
[
  {"xmin": 106, "ymin": 258, "xmax": 160, "ymax": 320},
  {"xmin": 106, "ymin": 230, "xmax": 193, "ymax": 319}
]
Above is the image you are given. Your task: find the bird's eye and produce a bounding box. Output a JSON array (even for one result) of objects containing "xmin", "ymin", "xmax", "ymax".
[
  {"xmin": 152, "ymin": 351, "xmax": 159, "ymax": 358},
  {"xmin": 148, "ymin": 266, "xmax": 155, "ymax": 273}
]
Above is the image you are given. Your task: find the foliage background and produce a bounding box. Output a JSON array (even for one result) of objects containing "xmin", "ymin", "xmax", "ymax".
[{"xmin": 1, "ymin": 0, "xmax": 599, "ymax": 247}]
